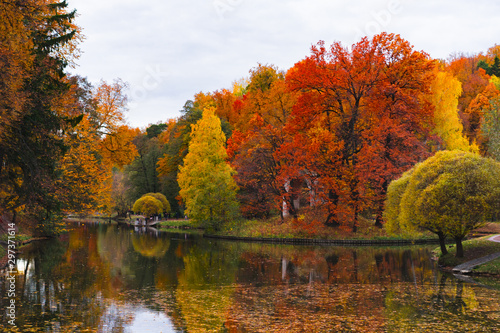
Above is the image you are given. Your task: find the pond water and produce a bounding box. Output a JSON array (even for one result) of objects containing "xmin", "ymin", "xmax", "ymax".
[{"xmin": 1, "ymin": 223, "xmax": 500, "ymax": 332}]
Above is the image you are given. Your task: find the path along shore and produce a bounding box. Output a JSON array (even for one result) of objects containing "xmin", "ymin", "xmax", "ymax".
[{"xmin": 452, "ymin": 235, "xmax": 500, "ymax": 275}]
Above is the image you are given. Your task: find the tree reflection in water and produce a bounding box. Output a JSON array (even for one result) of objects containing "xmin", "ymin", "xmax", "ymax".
[{"xmin": 1, "ymin": 223, "xmax": 500, "ymax": 332}]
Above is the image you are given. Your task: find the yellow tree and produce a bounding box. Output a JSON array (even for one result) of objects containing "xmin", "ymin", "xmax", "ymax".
[
  {"xmin": 383, "ymin": 169, "xmax": 415, "ymax": 238},
  {"xmin": 177, "ymin": 107, "xmax": 238, "ymax": 230},
  {"xmin": 141, "ymin": 192, "xmax": 171, "ymax": 215},
  {"xmin": 132, "ymin": 195, "xmax": 163, "ymax": 216},
  {"xmin": 398, "ymin": 151, "xmax": 500, "ymax": 257},
  {"xmin": 429, "ymin": 67, "xmax": 477, "ymax": 152},
  {"xmin": 91, "ymin": 79, "xmax": 128, "ymax": 135},
  {"xmin": 491, "ymin": 75, "xmax": 500, "ymax": 90}
]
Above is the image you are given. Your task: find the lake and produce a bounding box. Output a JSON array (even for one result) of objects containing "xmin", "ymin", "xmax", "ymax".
[{"xmin": 1, "ymin": 222, "xmax": 500, "ymax": 332}]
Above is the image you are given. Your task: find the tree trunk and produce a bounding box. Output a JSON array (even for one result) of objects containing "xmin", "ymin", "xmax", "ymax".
[
  {"xmin": 438, "ymin": 231, "xmax": 448, "ymax": 255},
  {"xmin": 374, "ymin": 213, "xmax": 383, "ymax": 228},
  {"xmin": 455, "ymin": 237, "xmax": 464, "ymax": 258},
  {"xmin": 325, "ymin": 212, "xmax": 339, "ymax": 227},
  {"xmin": 352, "ymin": 210, "xmax": 358, "ymax": 233}
]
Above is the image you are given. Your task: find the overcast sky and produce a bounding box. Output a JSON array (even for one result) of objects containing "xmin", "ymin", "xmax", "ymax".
[{"xmin": 68, "ymin": 0, "xmax": 500, "ymax": 129}]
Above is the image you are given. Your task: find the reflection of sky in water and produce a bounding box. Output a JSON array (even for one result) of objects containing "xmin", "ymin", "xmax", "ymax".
[
  {"xmin": 125, "ymin": 308, "xmax": 176, "ymax": 333},
  {"xmin": 15, "ymin": 258, "xmax": 28, "ymax": 274},
  {"xmin": 99, "ymin": 303, "xmax": 176, "ymax": 333}
]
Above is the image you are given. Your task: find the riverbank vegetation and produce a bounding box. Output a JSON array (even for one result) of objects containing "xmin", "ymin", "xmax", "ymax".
[
  {"xmin": 216, "ymin": 209, "xmax": 438, "ymax": 241},
  {"xmin": 1, "ymin": 2, "xmax": 500, "ymax": 250}
]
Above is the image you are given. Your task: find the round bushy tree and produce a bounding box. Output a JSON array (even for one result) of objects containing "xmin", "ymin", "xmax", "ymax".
[
  {"xmin": 132, "ymin": 195, "xmax": 163, "ymax": 217},
  {"xmin": 141, "ymin": 192, "xmax": 171, "ymax": 214},
  {"xmin": 387, "ymin": 150, "xmax": 500, "ymax": 257}
]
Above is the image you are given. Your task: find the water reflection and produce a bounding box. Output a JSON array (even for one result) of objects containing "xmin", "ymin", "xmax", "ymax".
[{"xmin": 1, "ymin": 224, "xmax": 500, "ymax": 332}]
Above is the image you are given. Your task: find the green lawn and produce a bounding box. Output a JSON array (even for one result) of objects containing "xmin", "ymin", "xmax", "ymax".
[
  {"xmin": 158, "ymin": 219, "xmax": 198, "ymax": 228},
  {"xmin": 473, "ymin": 257, "xmax": 500, "ymax": 274}
]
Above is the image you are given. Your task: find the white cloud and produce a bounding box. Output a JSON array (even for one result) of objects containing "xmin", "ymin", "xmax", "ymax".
[{"xmin": 68, "ymin": 0, "xmax": 500, "ymax": 128}]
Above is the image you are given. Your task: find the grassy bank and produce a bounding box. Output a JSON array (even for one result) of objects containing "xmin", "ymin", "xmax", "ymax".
[
  {"xmin": 434, "ymin": 235, "xmax": 500, "ymax": 271},
  {"xmin": 473, "ymin": 257, "xmax": 500, "ymax": 275},
  {"xmin": 158, "ymin": 219, "xmax": 198, "ymax": 229},
  {"xmin": 217, "ymin": 214, "xmax": 436, "ymax": 241}
]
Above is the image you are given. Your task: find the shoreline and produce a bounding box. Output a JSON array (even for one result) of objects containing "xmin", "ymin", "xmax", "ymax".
[{"xmin": 203, "ymin": 233, "xmax": 442, "ymax": 246}]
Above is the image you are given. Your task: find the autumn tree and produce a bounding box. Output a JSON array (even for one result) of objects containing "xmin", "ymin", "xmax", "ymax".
[
  {"xmin": 398, "ymin": 150, "xmax": 500, "ymax": 257},
  {"xmin": 156, "ymin": 93, "xmax": 233, "ymax": 218},
  {"xmin": 177, "ymin": 107, "xmax": 239, "ymax": 230},
  {"xmin": 132, "ymin": 195, "xmax": 163, "ymax": 217},
  {"xmin": 56, "ymin": 79, "xmax": 137, "ymax": 215},
  {"xmin": 0, "ymin": 0, "xmax": 82, "ymax": 231},
  {"xmin": 0, "ymin": 0, "xmax": 34, "ymax": 132},
  {"xmin": 156, "ymin": 101, "xmax": 203, "ymax": 217},
  {"xmin": 227, "ymin": 65, "xmax": 297, "ymax": 218},
  {"xmin": 111, "ymin": 170, "xmax": 132, "ymax": 217},
  {"xmin": 428, "ymin": 66, "xmax": 476, "ymax": 152},
  {"xmin": 56, "ymin": 115, "xmax": 109, "ymax": 213},
  {"xmin": 141, "ymin": 192, "xmax": 171, "ymax": 215},
  {"xmin": 383, "ymin": 169, "xmax": 414, "ymax": 238},
  {"xmin": 464, "ymin": 82, "xmax": 500, "ymax": 148},
  {"xmin": 446, "ymin": 53, "xmax": 489, "ymax": 115},
  {"xmin": 99, "ymin": 125, "xmax": 139, "ymax": 168},
  {"xmin": 285, "ymin": 33, "xmax": 434, "ymax": 231}
]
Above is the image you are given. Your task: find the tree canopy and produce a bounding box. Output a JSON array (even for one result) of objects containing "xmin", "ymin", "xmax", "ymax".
[
  {"xmin": 141, "ymin": 192, "xmax": 171, "ymax": 214},
  {"xmin": 132, "ymin": 195, "xmax": 163, "ymax": 217}
]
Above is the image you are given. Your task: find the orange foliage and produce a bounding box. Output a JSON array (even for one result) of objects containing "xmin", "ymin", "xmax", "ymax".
[
  {"xmin": 283, "ymin": 33, "xmax": 434, "ymax": 230},
  {"xmin": 99, "ymin": 125, "xmax": 140, "ymax": 168},
  {"xmin": 227, "ymin": 65, "xmax": 297, "ymax": 218},
  {"xmin": 446, "ymin": 55, "xmax": 490, "ymax": 114},
  {"xmin": 464, "ymin": 82, "xmax": 500, "ymax": 149}
]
